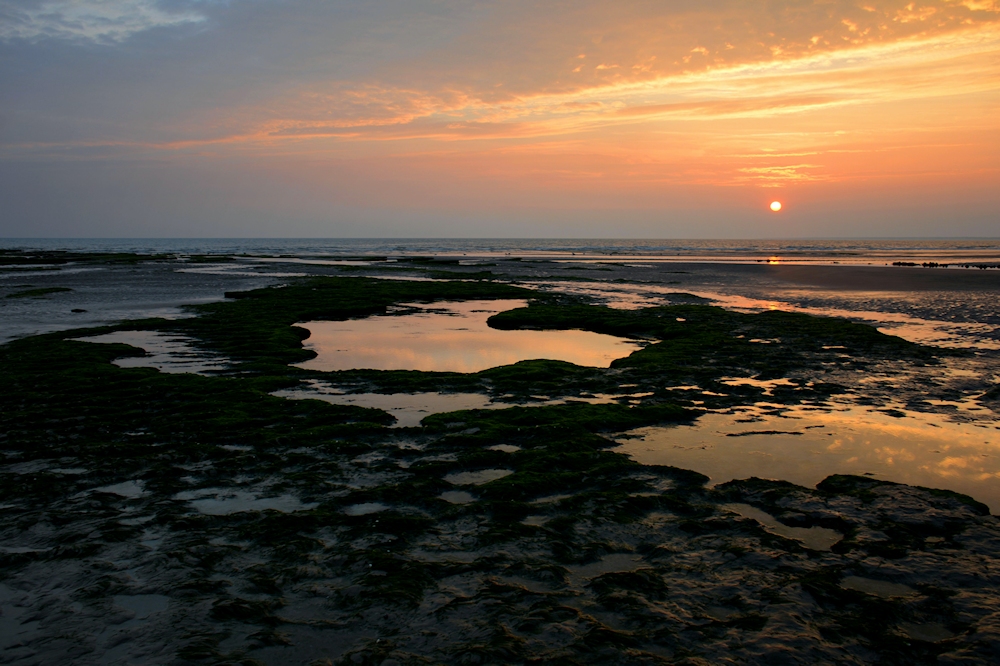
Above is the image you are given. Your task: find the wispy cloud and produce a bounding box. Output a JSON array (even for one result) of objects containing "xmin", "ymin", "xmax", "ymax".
[
  {"xmin": 191, "ymin": 23, "xmax": 1000, "ymax": 146},
  {"xmin": 1, "ymin": 0, "xmax": 998, "ymax": 233},
  {"xmin": 0, "ymin": 0, "xmax": 206, "ymax": 43}
]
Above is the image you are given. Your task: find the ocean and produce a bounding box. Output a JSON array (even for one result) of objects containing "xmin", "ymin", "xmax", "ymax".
[{"xmin": 4, "ymin": 237, "xmax": 1000, "ymax": 267}]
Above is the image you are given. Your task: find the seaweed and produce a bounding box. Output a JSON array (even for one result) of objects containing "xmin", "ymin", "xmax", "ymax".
[{"xmin": 1, "ymin": 267, "xmax": 994, "ymax": 665}]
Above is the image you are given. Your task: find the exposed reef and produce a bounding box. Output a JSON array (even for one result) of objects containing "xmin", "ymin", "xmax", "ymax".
[{"xmin": 1, "ymin": 273, "xmax": 998, "ymax": 664}]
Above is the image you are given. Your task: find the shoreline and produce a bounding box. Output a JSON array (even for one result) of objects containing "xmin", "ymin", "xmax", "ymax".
[{"xmin": 1, "ymin": 253, "xmax": 999, "ymax": 663}]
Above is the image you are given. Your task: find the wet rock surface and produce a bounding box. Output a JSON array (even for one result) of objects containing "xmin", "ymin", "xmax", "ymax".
[{"xmin": 1, "ymin": 259, "xmax": 999, "ymax": 664}]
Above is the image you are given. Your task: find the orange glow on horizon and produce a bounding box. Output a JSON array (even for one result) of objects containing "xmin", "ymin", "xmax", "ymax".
[{"xmin": 4, "ymin": 0, "xmax": 998, "ymax": 232}]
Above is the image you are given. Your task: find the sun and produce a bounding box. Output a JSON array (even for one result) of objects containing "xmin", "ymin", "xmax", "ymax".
[{"xmin": 769, "ymin": 201, "xmax": 782, "ymax": 212}]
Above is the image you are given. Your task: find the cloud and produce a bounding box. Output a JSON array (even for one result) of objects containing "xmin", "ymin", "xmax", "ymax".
[
  {"xmin": 1, "ymin": 0, "xmax": 999, "ymax": 234},
  {"xmin": 0, "ymin": 0, "xmax": 206, "ymax": 43},
  {"xmin": 200, "ymin": 23, "xmax": 1000, "ymax": 146}
]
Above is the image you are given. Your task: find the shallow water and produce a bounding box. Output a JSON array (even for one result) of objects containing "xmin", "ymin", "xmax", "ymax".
[
  {"xmin": 273, "ymin": 386, "xmax": 498, "ymax": 427},
  {"xmin": 840, "ymin": 576, "xmax": 916, "ymax": 598},
  {"xmin": 724, "ymin": 503, "xmax": 842, "ymax": 551},
  {"xmin": 94, "ymin": 480, "xmax": 147, "ymax": 499},
  {"xmin": 73, "ymin": 330, "xmax": 230, "ymax": 374},
  {"xmin": 343, "ymin": 502, "xmax": 389, "ymax": 516},
  {"xmin": 535, "ymin": 275, "xmax": 1000, "ymax": 350},
  {"xmin": 443, "ymin": 469, "xmax": 513, "ymax": 486},
  {"xmin": 615, "ymin": 403, "xmax": 1000, "ymax": 512},
  {"xmin": 273, "ymin": 379, "xmax": 641, "ymax": 427},
  {"xmin": 438, "ymin": 491, "xmax": 476, "ymax": 504},
  {"xmin": 293, "ymin": 300, "xmax": 643, "ymax": 373},
  {"xmin": 173, "ymin": 488, "xmax": 317, "ymax": 515},
  {"xmin": 8, "ymin": 237, "xmax": 1000, "ymax": 265}
]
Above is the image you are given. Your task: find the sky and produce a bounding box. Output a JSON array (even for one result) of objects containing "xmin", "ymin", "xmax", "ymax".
[{"xmin": 1, "ymin": 0, "xmax": 998, "ymax": 238}]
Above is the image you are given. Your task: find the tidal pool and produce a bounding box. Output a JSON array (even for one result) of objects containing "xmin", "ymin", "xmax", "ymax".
[
  {"xmin": 724, "ymin": 503, "xmax": 842, "ymax": 551},
  {"xmin": 293, "ymin": 299, "xmax": 644, "ymax": 372},
  {"xmin": 443, "ymin": 469, "xmax": 513, "ymax": 486},
  {"xmin": 172, "ymin": 488, "xmax": 317, "ymax": 515},
  {"xmin": 73, "ymin": 330, "xmax": 229, "ymax": 374},
  {"xmin": 273, "ymin": 385, "xmax": 497, "ymax": 427},
  {"xmin": 273, "ymin": 379, "xmax": 643, "ymax": 427},
  {"xmin": 615, "ymin": 403, "xmax": 1000, "ymax": 512}
]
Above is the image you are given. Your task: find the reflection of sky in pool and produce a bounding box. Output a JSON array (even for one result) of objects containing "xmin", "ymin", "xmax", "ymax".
[
  {"xmin": 272, "ymin": 380, "xmax": 645, "ymax": 427},
  {"xmin": 293, "ymin": 299, "xmax": 644, "ymax": 373},
  {"xmin": 615, "ymin": 403, "xmax": 1000, "ymax": 512},
  {"xmin": 73, "ymin": 330, "xmax": 229, "ymax": 374}
]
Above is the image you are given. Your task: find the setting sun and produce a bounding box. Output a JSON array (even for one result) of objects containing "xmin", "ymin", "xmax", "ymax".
[{"xmin": 770, "ymin": 201, "xmax": 782, "ymax": 212}]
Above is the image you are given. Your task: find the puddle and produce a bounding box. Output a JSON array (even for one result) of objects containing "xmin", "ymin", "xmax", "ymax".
[
  {"xmin": 176, "ymin": 265, "xmax": 307, "ymax": 278},
  {"xmin": 274, "ymin": 380, "xmax": 632, "ymax": 427},
  {"xmin": 724, "ymin": 503, "xmax": 843, "ymax": 551},
  {"xmin": 840, "ymin": 575, "xmax": 917, "ymax": 598},
  {"xmin": 73, "ymin": 330, "xmax": 229, "ymax": 374},
  {"xmin": 273, "ymin": 385, "xmax": 499, "ymax": 427},
  {"xmin": 251, "ymin": 258, "xmax": 374, "ymax": 267},
  {"xmin": 94, "ymin": 481, "xmax": 147, "ymax": 499},
  {"xmin": 531, "ymin": 494, "xmax": 573, "ymax": 505},
  {"xmin": 0, "ymin": 547, "xmax": 47, "ymax": 555},
  {"xmin": 720, "ymin": 377, "xmax": 798, "ymax": 396},
  {"xmin": 411, "ymin": 549, "xmax": 479, "ymax": 563},
  {"xmin": 173, "ymin": 488, "xmax": 317, "ymax": 515},
  {"xmin": 343, "ymin": 502, "xmax": 389, "ymax": 516},
  {"xmin": 488, "ymin": 444, "xmax": 521, "ymax": 453},
  {"xmin": 438, "ymin": 491, "xmax": 476, "ymax": 505},
  {"xmin": 615, "ymin": 403, "xmax": 1000, "ymax": 512},
  {"xmin": 119, "ymin": 515, "xmax": 155, "ymax": 526},
  {"xmin": 443, "ymin": 469, "xmax": 513, "ymax": 486},
  {"xmin": 898, "ymin": 621, "xmax": 955, "ymax": 643},
  {"xmin": 535, "ymin": 280, "xmax": 1000, "ymax": 350},
  {"xmin": 5, "ymin": 460, "xmax": 52, "ymax": 474},
  {"xmin": 113, "ymin": 594, "xmax": 169, "ymax": 619},
  {"xmin": 705, "ymin": 606, "xmax": 739, "ymax": 621},
  {"xmin": 567, "ymin": 553, "xmax": 643, "ymax": 580},
  {"xmin": 293, "ymin": 300, "xmax": 643, "ymax": 372}
]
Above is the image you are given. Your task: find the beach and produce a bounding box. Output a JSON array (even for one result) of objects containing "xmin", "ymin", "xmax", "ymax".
[{"xmin": 1, "ymin": 242, "xmax": 999, "ymax": 664}]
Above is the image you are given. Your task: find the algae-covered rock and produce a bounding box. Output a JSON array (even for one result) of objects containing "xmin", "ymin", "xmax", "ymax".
[{"xmin": 2, "ymin": 271, "xmax": 997, "ymax": 665}]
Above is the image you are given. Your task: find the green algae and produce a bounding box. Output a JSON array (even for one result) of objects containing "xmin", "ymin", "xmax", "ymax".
[
  {"xmin": 177, "ymin": 276, "xmax": 532, "ymax": 369},
  {"xmin": 1, "ymin": 269, "xmax": 995, "ymax": 664}
]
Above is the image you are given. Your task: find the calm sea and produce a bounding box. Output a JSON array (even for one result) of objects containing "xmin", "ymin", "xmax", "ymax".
[{"xmin": 3, "ymin": 238, "xmax": 1000, "ymax": 266}]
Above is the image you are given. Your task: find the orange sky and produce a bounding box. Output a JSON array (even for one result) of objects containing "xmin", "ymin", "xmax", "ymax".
[{"xmin": 1, "ymin": 0, "xmax": 998, "ymax": 236}]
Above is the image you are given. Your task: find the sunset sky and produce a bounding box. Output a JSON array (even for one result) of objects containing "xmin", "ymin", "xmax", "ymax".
[{"xmin": 1, "ymin": 0, "xmax": 998, "ymax": 238}]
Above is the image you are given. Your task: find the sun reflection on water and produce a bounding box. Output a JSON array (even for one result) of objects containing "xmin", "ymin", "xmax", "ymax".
[
  {"xmin": 293, "ymin": 300, "xmax": 644, "ymax": 373},
  {"xmin": 615, "ymin": 402, "xmax": 1000, "ymax": 512}
]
